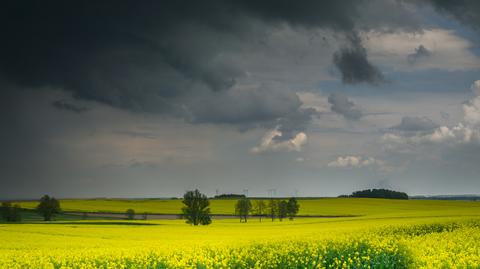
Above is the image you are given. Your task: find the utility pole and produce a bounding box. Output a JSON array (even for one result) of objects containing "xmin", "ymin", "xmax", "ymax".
[{"xmin": 267, "ymin": 188, "xmax": 276, "ymax": 198}]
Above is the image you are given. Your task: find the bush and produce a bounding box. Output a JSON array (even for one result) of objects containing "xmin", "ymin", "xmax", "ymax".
[
  {"xmin": 126, "ymin": 209, "xmax": 135, "ymax": 220},
  {"xmin": 0, "ymin": 202, "xmax": 22, "ymax": 222}
]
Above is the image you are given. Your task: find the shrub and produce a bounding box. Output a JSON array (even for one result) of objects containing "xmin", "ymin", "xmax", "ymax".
[{"xmin": 126, "ymin": 209, "xmax": 135, "ymax": 220}]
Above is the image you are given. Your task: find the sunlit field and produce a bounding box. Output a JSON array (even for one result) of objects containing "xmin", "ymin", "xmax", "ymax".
[
  {"xmin": 4, "ymin": 0, "xmax": 480, "ymax": 268},
  {"xmin": 2, "ymin": 199, "xmax": 480, "ymax": 268},
  {"xmin": 16, "ymin": 197, "xmax": 480, "ymax": 217}
]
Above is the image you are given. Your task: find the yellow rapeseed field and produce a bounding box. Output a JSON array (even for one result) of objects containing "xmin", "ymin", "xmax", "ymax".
[{"xmin": 2, "ymin": 199, "xmax": 480, "ymax": 268}]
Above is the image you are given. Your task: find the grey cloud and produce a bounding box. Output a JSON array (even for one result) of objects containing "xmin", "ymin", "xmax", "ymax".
[
  {"xmin": 372, "ymin": 178, "xmax": 393, "ymax": 190},
  {"xmin": 407, "ymin": 45, "xmax": 432, "ymax": 64},
  {"xmin": 328, "ymin": 93, "xmax": 363, "ymax": 120},
  {"xmin": 52, "ymin": 100, "xmax": 88, "ymax": 113},
  {"xmin": 128, "ymin": 159, "xmax": 160, "ymax": 169},
  {"xmin": 113, "ymin": 131, "xmax": 159, "ymax": 140},
  {"xmin": 426, "ymin": 0, "xmax": 480, "ymax": 30},
  {"xmin": 187, "ymin": 86, "xmax": 302, "ymax": 125},
  {"xmin": 187, "ymin": 85, "xmax": 320, "ymax": 141},
  {"xmin": 275, "ymin": 107, "xmax": 320, "ymax": 141},
  {"xmin": 390, "ymin": 116, "xmax": 439, "ymax": 132},
  {"xmin": 440, "ymin": 111, "xmax": 450, "ymax": 121},
  {"xmin": 380, "ymin": 91, "xmax": 480, "ymax": 172},
  {"xmin": 333, "ymin": 33, "xmax": 385, "ymax": 85},
  {"xmin": 0, "ymin": 0, "xmax": 421, "ymax": 125},
  {"xmin": 2, "ymin": 1, "xmax": 480, "ymax": 199}
]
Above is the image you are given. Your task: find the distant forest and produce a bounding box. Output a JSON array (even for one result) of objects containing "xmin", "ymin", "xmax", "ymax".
[
  {"xmin": 411, "ymin": 195, "xmax": 480, "ymax": 201},
  {"xmin": 341, "ymin": 189, "xmax": 409, "ymax": 200},
  {"xmin": 213, "ymin": 194, "xmax": 246, "ymax": 199}
]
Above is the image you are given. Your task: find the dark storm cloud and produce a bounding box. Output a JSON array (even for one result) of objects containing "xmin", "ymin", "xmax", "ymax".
[
  {"xmin": 333, "ymin": 33, "xmax": 385, "ymax": 85},
  {"xmin": 390, "ymin": 116, "xmax": 439, "ymax": 133},
  {"xmin": 0, "ymin": 0, "xmax": 420, "ymax": 124},
  {"xmin": 0, "ymin": 1, "xmax": 246, "ymax": 115},
  {"xmin": 52, "ymin": 100, "xmax": 88, "ymax": 113},
  {"xmin": 0, "ymin": 1, "xmax": 358, "ymax": 92},
  {"xmin": 186, "ymin": 86, "xmax": 303, "ymax": 125},
  {"xmin": 185, "ymin": 85, "xmax": 320, "ymax": 141},
  {"xmin": 426, "ymin": 0, "xmax": 480, "ymax": 29},
  {"xmin": 407, "ymin": 45, "xmax": 432, "ymax": 64},
  {"xmin": 328, "ymin": 93, "xmax": 363, "ymax": 120}
]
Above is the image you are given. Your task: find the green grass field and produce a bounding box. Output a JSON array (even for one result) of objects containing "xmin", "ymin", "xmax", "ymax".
[{"xmin": 15, "ymin": 197, "xmax": 480, "ymax": 217}]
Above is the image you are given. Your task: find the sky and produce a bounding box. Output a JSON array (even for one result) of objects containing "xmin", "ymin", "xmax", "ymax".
[{"xmin": 1, "ymin": 0, "xmax": 480, "ymax": 199}]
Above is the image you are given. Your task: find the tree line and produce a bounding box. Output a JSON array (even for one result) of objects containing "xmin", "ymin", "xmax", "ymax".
[
  {"xmin": 2, "ymin": 190, "xmax": 301, "ymax": 225},
  {"xmin": 235, "ymin": 197, "xmax": 300, "ymax": 222},
  {"xmin": 1, "ymin": 195, "xmax": 61, "ymax": 222},
  {"xmin": 181, "ymin": 189, "xmax": 300, "ymax": 225},
  {"xmin": 1, "ymin": 188, "xmax": 411, "ymax": 224},
  {"xmin": 213, "ymin": 194, "xmax": 246, "ymax": 199}
]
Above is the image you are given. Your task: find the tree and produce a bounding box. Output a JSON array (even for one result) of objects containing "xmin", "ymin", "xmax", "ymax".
[
  {"xmin": 286, "ymin": 197, "xmax": 300, "ymax": 220},
  {"xmin": 126, "ymin": 209, "xmax": 135, "ymax": 220},
  {"xmin": 277, "ymin": 200, "xmax": 288, "ymax": 221},
  {"xmin": 36, "ymin": 195, "xmax": 61, "ymax": 221},
  {"xmin": 267, "ymin": 199, "xmax": 278, "ymax": 222},
  {"xmin": 1, "ymin": 202, "xmax": 22, "ymax": 222},
  {"xmin": 181, "ymin": 189, "xmax": 211, "ymax": 226},
  {"xmin": 252, "ymin": 200, "xmax": 266, "ymax": 222},
  {"xmin": 235, "ymin": 198, "xmax": 252, "ymax": 222}
]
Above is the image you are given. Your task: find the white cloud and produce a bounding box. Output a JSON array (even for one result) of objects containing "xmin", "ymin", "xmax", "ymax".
[
  {"xmin": 383, "ymin": 123, "xmax": 480, "ymax": 154},
  {"xmin": 463, "ymin": 93, "xmax": 480, "ymax": 126},
  {"xmin": 382, "ymin": 81, "xmax": 480, "ymax": 150},
  {"xmin": 364, "ymin": 29, "xmax": 480, "ymax": 71},
  {"xmin": 250, "ymin": 128, "xmax": 307, "ymax": 154},
  {"xmin": 328, "ymin": 155, "xmax": 382, "ymax": 168},
  {"xmin": 383, "ymin": 123, "xmax": 478, "ymax": 146},
  {"xmin": 471, "ymin": 80, "xmax": 480, "ymax": 96}
]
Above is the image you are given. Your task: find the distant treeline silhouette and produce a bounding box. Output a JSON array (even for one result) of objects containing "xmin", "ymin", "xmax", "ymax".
[
  {"xmin": 342, "ymin": 189, "xmax": 408, "ymax": 200},
  {"xmin": 213, "ymin": 194, "xmax": 246, "ymax": 199}
]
